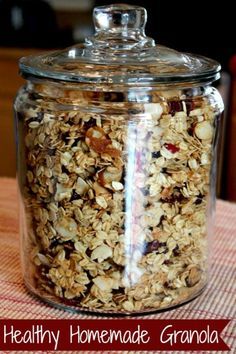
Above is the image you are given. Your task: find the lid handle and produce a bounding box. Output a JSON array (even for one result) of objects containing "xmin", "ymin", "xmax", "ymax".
[
  {"xmin": 87, "ymin": 4, "xmax": 155, "ymax": 49},
  {"xmin": 93, "ymin": 4, "xmax": 147, "ymax": 33}
]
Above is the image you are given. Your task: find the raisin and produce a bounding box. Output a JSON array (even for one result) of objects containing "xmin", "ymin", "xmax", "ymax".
[
  {"xmin": 70, "ymin": 189, "xmax": 80, "ymax": 202},
  {"xmin": 50, "ymin": 239, "xmax": 60, "ymax": 249},
  {"xmin": 71, "ymin": 138, "xmax": 80, "ymax": 148},
  {"xmin": 195, "ymin": 194, "xmax": 203, "ymax": 205},
  {"xmin": 152, "ymin": 151, "xmax": 161, "ymax": 158},
  {"xmin": 48, "ymin": 148, "xmax": 56, "ymax": 156},
  {"xmin": 195, "ymin": 198, "xmax": 202, "ymax": 205},
  {"xmin": 61, "ymin": 132, "xmax": 70, "ymax": 143},
  {"xmin": 163, "ymin": 260, "xmax": 172, "ymax": 265},
  {"xmin": 173, "ymin": 245, "xmax": 180, "ymax": 256},
  {"xmin": 141, "ymin": 187, "xmax": 149, "ymax": 196}
]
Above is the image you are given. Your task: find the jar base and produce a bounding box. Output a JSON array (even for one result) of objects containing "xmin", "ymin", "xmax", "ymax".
[{"xmin": 24, "ymin": 278, "xmax": 207, "ymax": 317}]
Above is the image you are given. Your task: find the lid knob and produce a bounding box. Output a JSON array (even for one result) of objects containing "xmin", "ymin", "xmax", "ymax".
[
  {"xmin": 89, "ymin": 4, "xmax": 154, "ymax": 48},
  {"xmin": 93, "ymin": 4, "xmax": 147, "ymax": 33}
]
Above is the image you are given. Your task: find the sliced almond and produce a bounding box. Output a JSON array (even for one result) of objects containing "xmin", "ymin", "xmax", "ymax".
[{"xmin": 111, "ymin": 181, "xmax": 124, "ymax": 191}]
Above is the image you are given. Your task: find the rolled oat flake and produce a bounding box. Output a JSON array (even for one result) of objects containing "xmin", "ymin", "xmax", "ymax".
[{"xmin": 15, "ymin": 3, "xmax": 224, "ymax": 314}]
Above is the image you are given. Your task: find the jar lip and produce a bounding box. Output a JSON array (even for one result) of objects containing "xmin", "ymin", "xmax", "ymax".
[{"xmin": 19, "ymin": 3, "xmax": 221, "ymax": 85}]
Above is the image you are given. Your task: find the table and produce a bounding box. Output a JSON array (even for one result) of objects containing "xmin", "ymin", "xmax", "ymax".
[{"xmin": 0, "ymin": 178, "xmax": 235, "ymax": 353}]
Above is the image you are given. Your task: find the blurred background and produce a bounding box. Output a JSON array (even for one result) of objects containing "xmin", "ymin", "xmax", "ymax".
[{"xmin": 0, "ymin": 0, "xmax": 235, "ymax": 200}]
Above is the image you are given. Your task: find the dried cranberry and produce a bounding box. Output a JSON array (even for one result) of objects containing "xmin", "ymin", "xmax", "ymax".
[
  {"xmin": 163, "ymin": 260, "xmax": 172, "ymax": 265},
  {"xmin": 152, "ymin": 151, "xmax": 161, "ymax": 158},
  {"xmin": 173, "ymin": 245, "xmax": 180, "ymax": 256},
  {"xmin": 185, "ymin": 100, "xmax": 194, "ymax": 114},
  {"xmin": 164, "ymin": 143, "xmax": 180, "ymax": 153},
  {"xmin": 144, "ymin": 240, "xmax": 160, "ymax": 254},
  {"xmin": 168, "ymin": 101, "xmax": 183, "ymax": 115},
  {"xmin": 187, "ymin": 122, "xmax": 197, "ymax": 137},
  {"xmin": 164, "ymin": 281, "xmax": 174, "ymax": 289}
]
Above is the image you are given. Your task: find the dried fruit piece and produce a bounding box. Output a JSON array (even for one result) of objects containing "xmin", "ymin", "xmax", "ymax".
[
  {"xmin": 144, "ymin": 240, "xmax": 167, "ymax": 255},
  {"xmin": 152, "ymin": 151, "xmax": 161, "ymax": 158},
  {"xmin": 164, "ymin": 143, "xmax": 180, "ymax": 154},
  {"xmin": 144, "ymin": 240, "xmax": 160, "ymax": 254},
  {"xmin": 168, "ymin": 100, "xmax": 183, "ymax": 115}
]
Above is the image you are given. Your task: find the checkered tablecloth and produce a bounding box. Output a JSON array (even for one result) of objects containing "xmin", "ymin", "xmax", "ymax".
[{"xmin": 0, "ymin": 178, "xmax": 235, "ymax": 353}]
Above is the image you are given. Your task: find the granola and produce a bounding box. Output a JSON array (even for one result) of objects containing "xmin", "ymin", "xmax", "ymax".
[{"xmin": 15, "ymin": 84, "xmax": 222, "ymax": 314}]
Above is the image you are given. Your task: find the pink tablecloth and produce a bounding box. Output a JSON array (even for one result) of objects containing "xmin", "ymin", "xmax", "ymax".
[{"xmin": 0, "ymin": 178, "xmax": 235, "ymax": 353}]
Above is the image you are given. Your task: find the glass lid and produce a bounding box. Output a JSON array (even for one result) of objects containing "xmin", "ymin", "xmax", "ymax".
[{"xmin": 19, "ymin": 3, "xmax": 221, "ymax": 85}]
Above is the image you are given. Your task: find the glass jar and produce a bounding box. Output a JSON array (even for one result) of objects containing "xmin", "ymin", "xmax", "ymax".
[{"xmin": 14, "ymin": 4, "xmax": 224, "ymax": 314}]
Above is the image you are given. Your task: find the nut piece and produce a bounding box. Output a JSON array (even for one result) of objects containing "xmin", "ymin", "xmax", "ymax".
[
  {"xmin": 195, "ymin": 121, "xmax": 213, "ymax": 140},
  {"xmin": 122, "ymin": 300, "xmax": 134, "ymax": 312},
  {"xmin": 54, "ymin": 217, "xmax": 78, "ymax": 239},
  {"xmin": 111, "ymin": 181, "xmax": 124, "ymax": 191},
  {"xmin": 93, "ymin": 276, "xmax": 114, "ymax": 292},
  {"xmin": 186, "ymin": 266, "xmax": 202, "ymax": 287},
  {"xmin": 85, "ymin": 126, "xmax": 120, "ymax": 157},
  {"xmin": 96, "ymin": 196, "xmax": 108, "ymax": 209},
  {"xmin": 91, "ymin": 244, "xmax": 112, "ymax": 262},
  {"xmin": 75, "ymin": 177, "xmax": 89, "ymax": 196},
  {"xmin": 55, "ymin": 183, "xmax": 71, "ymax": 202}
]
